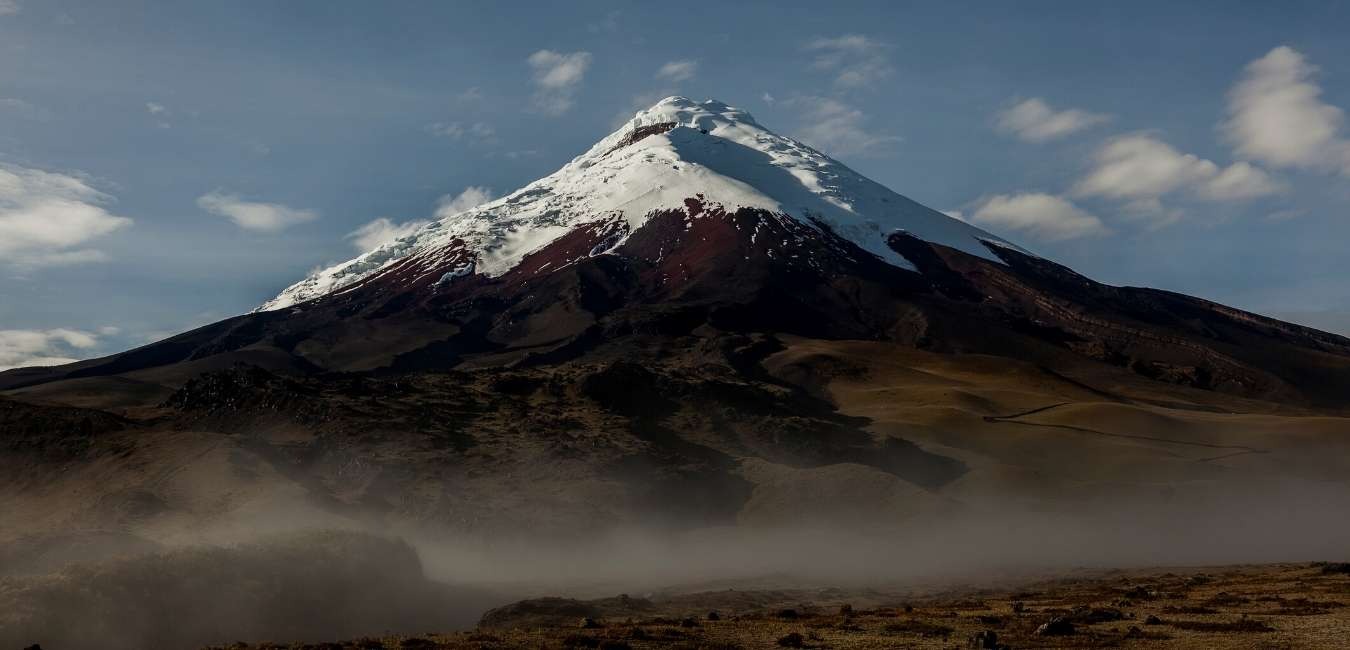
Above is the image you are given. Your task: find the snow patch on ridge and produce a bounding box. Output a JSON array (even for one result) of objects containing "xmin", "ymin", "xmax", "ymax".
[{"xmin": 258, "ymin": 96, "xmax": 1024, "ymax": 311}]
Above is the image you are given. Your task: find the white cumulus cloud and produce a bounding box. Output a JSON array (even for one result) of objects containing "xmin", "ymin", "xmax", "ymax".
[
  {"xmin": 1074, "ymin": 134, "xmax": 1283, "ymax": 219},
  {"xmin": 527, "ymin": 49, "xmax": 593, "ymax": 115},
  {"xmin": 0, "ymin": 163, "xmax": 132, "ymax": 267},
  {"xmin": 0, "ymin": 97, "xmax": 46, "ymax": 121},
  {"xmin": 995, "ymin": 98, "xmax": 1111, "ymax": 142},
  {"xmin": 433, "ymin": 186, "xmax": 496, "ymax": 219},
  {"xmin": 807, "ymin": 34, "xmax": 893, "ymax": 88},
  {"xmin": 0, "ymin": 328, "xmax": 101, "ymax": 371},
  {"xmin": 427, "ymin": 121, "xmax": 495, "ymax": 141},
  {"xmin": 655, "ymin": 60, "xmax": 697, "ymax": 83},
  {"xmin": 345, "ymin": 186, "xmax": 496, "ymax": 253},
  {"xmin": 969, "ymin": 193, "xmax": 1109, "ymax": 242},
  {"xmin": 1224, "ymin": 45, "xmax": 1350, "ymax": 176},
  {"xmin": 1196, "ymin": 161, "xmax": 1287, "ymax": 201},
  {"xmin": 347, "ymin": 217, "xmax": 430, "ymax": 253},
  {"xmin": 197, "ymin": 191, "xmax": 318, "ymax": 232},
  {"xmin": 788, "ymin": 96, "xmax": 901, "ymax": 157}
]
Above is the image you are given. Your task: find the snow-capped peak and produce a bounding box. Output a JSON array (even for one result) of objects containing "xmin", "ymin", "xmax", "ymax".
[{"xmin": 258, "ymin": 97, "xmax": 1022, "ymax": 311}]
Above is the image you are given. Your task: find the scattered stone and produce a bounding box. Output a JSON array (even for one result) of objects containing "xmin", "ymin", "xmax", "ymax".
[
  {"xmin": 1145, "ymin": 614, "xmax": 1164, "ymax": 625},
  {"xmin": 1010, "ymin": 601, "xmax": 1025, "ymax": 613},
  {"xmin": 969, "ymin": 629, "xmax": 1000, "ymax": 648},
  {"xmin": 679, "ymin": 617, "xmax": 699, "ymax": 628},
  {"xmin": 1169, "ymin": 618, "xmax": 1275, "ymax": 633},
  {"xmin": 1072, "ymin": 606, "xmax": 1125, "ymax": 624},
  {"xmin": 579, "ymin": 617, "xmax": 601, "ymax": 629},
  {"xmin": 1125, "ymin": 625, "xmax": 1145, "ymax": 639},
  {"xmin": 777, "ymin": 608, "xmax": 800, "ymax": 620},
  {"xmin": 1035, "ymin": 617, "xmax": 1076, "ymax": 636},
  {"xmin": 1204, "ymin": 592, "xmax": 1251, "ymax": 607},
  {"xmin": 884, "ymin": 620, "xmax": 954, "ymax": 637},
  {"xmin": 706, "ymin": 610, "xmax": 721, "ymax": 621},
  {"xmin": 776, "ymin": 632, "xmax": 805, "ymax": 648}
]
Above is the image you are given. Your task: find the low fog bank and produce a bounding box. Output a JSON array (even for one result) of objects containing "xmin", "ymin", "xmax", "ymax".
[
  {"xmin": 0, "ymin": 530, "xmax": 501, "ymax": 650},
  {"xmin": 408, "ymin": 477, "xmax": 1350, "ymax": 594},
  {"xmin": 4, "ymin": 477, "xmax": 1350, "ymax": 648}
]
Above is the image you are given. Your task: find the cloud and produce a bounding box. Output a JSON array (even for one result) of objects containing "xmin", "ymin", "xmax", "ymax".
[
  {"xmin": 345, "ymin": 187, "xmax": 495, "ymax": 254},
  {"xmin": 16, "ymin": 249, "xmax": 110, "ymax": 267},
  {"xmin": 1075, "ymin": 135, "xmax": 1220, "ymax": 199},
  {"xmin": 968, "ymin": 193, "xmax": 1109, "ymax": 242},
  {"xmin": 1074, "ymin": 134, "xmax": 1283, "ymax": 218},
  {"xmin": 347, "ymin": 217, "xmax": 429, "ymax": 253},
  {"xmin": 762, "ymin": 92, "xmax": 776, "ymax": 105},
  {"xmin": 197, "ymin": 191, "xmax": 318, "ymax": 232},
  {"xmin": 427, "ymin": 121, "xmax": 495, "ymax": 141},
  {"xmin": 144, "ymin": 102, "xmax": 172, "ymax": 128},
  {"xmin": 433, "ymin": 186, "xmax": 496, "ymax": 219},
  {"xmin": 995, "ymin": 98, "xmax": 1111, "ymax": 142},
  {"xmin": 655, "ymin": 60, "xmax": 697, "ymax": 83},
  {"xmin": 0, "ymin": 98, "xmax": 47, "ymax": 121},
  {"xmin": 0, "ymin": 328, "xmax": 101, "ymax": 371},
  {"xmin": 527, "ymin": 49, "xmax": 592, "ymax": 115},
  {"xmin": 806, "ymin": 34, "xmax": 892, "ymax": 88},
  {"xmin": 0, "ymin": 0, "xmax": 18, "ymax": 17},
  {"xmin": 1195, "ymin": 161, "xmax": 1286, "ymax": 201},
  {"xmin": 0, "ymin": 163, "xmax": 132, "ymax": 267},
  {"xmin": 587, "ymin": 10, "xmax": 621, "ymax": 34},
  {"xmin": 455, "ymin": 87, "xmax": 486, "ymax": 104},
  {"xmin": 1224, "ymin": 46, "xmax": 1350, "ymax": 176},
  {"xmin": 428, "ymin": 123, "xmax": 464, "ymax": 138},
  {"xmin": 1265, "ymin": 208, "xmax": 1306, "ymax": 222},
  {"xmin": 787, "ymin": 96, "xmax": 901, "ymax": 157},
  {"xmin": 528, "ymin": 50, "xmax": 592, "ymax": 89}
]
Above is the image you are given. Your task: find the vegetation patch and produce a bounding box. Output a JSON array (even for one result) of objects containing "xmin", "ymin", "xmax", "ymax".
[{"xmin": 1168, "ymin": 618, "xmax": 1274, "ymax": 633}]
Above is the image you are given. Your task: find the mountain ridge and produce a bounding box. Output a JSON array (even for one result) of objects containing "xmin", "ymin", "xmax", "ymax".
[
  {"xmin": 3, "ymin": 96, "xmax": 1350, "ymax": 573},
  {"xmin": 259, "ymin": 96, "xmax": 1021, "ymax": 312},
  {"xmin": 3, "ymin": 96, "xmax": 1350, "ymax": 410}
]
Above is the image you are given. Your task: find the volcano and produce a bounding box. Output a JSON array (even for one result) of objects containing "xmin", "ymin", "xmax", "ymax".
[{"xmin": 3, "ymin": 97, "xmax": 1350, "ymax": 542}]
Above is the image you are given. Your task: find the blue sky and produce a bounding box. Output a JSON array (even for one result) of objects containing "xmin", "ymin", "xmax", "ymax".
[{"xmin": 3, "ymin": 1, "xmax": 1350, "ymax": 368}]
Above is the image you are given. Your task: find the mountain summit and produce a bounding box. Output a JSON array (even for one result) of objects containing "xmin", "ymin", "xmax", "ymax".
[
  {"xmin": 5, "ymin": 95, "xmax": 1349, "ymax": 412},
  {"xmin": 261, "ymin": 97, "xmax": 1018, "ymax": 311},
  {"xmin": 3, "ymin": 95, "xmax": 1350, "ymax": 559}
]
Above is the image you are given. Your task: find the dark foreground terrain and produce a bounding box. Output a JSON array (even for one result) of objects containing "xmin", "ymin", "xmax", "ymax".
[{"xmin": 210, "ymin": 562, "xmax": 1350, "ymax": 650}]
